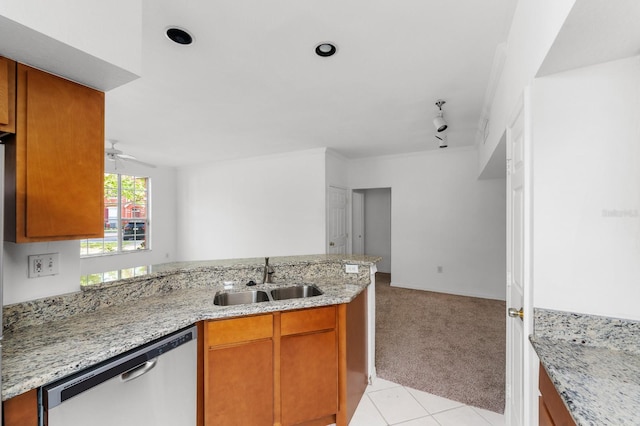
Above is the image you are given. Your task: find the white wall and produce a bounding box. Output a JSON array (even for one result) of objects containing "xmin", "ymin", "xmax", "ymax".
[
  {"xmin": 175, "ymin": 149, "xmax": 327, "ymax": 261},
  {"xmin": 3, "ymin": 240, "xmax": 82, "ymax": 304},
  {"xmin": 479, "ymin": 0, "xmax": 575, "ymax": 176},
  {"xmin": 3, "ymin": 163, "xmax": 177, "ymax": 305},
  {"xmin": 325, "ymin": 149, "xmax": 350, "ymax": 189},
  {"xmin": 349, "ymin": 148, "xmax": 506, "ymax": 300},
  {"xmin": 532, "ymin": 56, "xmax": 640, "ymax": 321},
  {"xmin": 363, "ymin": 188, "xmax": 391, "ymax": 273}
]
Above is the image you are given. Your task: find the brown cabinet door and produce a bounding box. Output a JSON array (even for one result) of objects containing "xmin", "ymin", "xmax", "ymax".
[
  {"xmin": 0, "ymin": 56, "xmax": 16, "ymax": 133},
  {"xmin": 539, "ymin": 365, "xmax": 576, "ymax": 426},
  {"xmin": 7, "ymin": 64, "xmax": 104, "ymax": 242},
  {"xmin": 346, "ymin": 290, "xmax": 368, "ymax": 423},
  {"xmin": 3, "ymin": 389, "xmax": 38, "ymax": 426},
  {"xmin": 205, "ymin": 339, "xmax": 274, "ymax": 426},
  {"xmin": 281, "ymin": 329, "xmax": 338, "ymax": 425}
]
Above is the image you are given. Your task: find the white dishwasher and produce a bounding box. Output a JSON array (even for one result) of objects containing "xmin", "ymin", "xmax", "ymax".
[{"xmin": 40, "ymin": 325, "xmax": 197, "ymax": 426}]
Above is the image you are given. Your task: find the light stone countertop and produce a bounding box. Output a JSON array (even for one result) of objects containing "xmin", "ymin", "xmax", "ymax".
[
  {"xmin": 2, "ymin": 254, "xmax": 379, "ymax": 400},
  {"xmin": 530, "ymin": 309, "xmax": 640, "ymax": 425}
]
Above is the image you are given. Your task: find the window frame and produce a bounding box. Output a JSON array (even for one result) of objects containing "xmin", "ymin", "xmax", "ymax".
[{"xmin": 80, "ymin": 173, "xmax": 150, "ymax": 257}]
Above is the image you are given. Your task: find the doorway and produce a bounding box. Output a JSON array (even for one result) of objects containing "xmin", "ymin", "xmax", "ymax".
[{"xmin": 351, "ymin": 188, "xmax": 391, "ymax": 273}]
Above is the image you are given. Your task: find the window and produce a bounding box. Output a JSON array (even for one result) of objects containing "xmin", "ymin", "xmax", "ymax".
[
  {"xmin": 80, "ymin": 173, "xmax": 150, "ymax": 256},
  {"xmin": 81, "ymin": 266, "xmax": 151, "ymax": 287}
]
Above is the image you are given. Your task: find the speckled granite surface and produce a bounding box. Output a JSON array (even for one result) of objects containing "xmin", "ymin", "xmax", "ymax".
[
  {"xmin": 1, "ymin": 254, "xmax": 380, "ymax": 400},
  {"xmin": 531, "ymin": 308, "xmax": 640, "ymax": 425}
]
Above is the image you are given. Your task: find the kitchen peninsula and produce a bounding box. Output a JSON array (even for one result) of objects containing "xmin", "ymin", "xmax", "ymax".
[{"xmin": 2, "ymin": 254, "xmax": 380, "ymax": 425}]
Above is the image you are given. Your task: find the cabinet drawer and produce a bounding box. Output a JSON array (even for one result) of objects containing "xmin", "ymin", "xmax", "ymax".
[
  {"xmin": 207, "ymin": 314, "xmax": 273, "ymax": 347},
  {"xmin": 281, "ymin": 306, "xmax": 336, "ymax": 336}
]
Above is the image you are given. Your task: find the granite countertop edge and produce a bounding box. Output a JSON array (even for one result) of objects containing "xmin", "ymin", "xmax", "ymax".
[
  {"xmin": 530, "ymin": 326, "xmax": 640, "ymax": 425},
  {"xmin": 2, "ymin": 255, "xmax": 378, "ymax": 401}
]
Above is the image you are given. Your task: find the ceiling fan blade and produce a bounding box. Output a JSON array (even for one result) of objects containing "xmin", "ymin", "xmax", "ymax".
[{"xmin": 105, "ymin": 140, "xmax": 156, "ymax": 168}]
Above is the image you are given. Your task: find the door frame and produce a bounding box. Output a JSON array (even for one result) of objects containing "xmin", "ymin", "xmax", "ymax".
[
  {"xmin": 505, "ymin": 88, "xmax": 536, "ymax": 425},
  {"xmin": 352, "ymin": 191, "xmax": 365, "ymax": 255}
]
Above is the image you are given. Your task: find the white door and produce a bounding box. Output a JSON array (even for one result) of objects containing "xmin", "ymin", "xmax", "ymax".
[
  {"xmin": 327, "ymin": 186, "xmax": 348, "ymax": 254},
  {"xmin": 352, "ymin": 191, "xmax": 365, "ymax": 255},
  {"xmin": 505, "ymin": 89, "xmax": 535, "ymax": 425}
]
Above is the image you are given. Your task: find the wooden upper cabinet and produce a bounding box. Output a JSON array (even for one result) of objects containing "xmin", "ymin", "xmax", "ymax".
[
  {"xmin": 0, "ymin": 56, "xmax": 16, "ymax": 133},
  {"xmin": 5, "ymin": 63, "xmax": 105, "ymax": 242}
]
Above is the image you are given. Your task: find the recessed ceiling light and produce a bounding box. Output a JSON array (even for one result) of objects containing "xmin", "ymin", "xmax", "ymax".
[
  {"xmin": 315, "ymin": 43, "xmax": 337, "ymax": 57},
  {"xmin": 166, "ymin": 27, "xmax": 194, "ymax": 45}
]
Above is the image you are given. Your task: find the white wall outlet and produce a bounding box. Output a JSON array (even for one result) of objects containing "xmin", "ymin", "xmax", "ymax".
[
  {"xmin": 345, "ymin": 264, "xmax": 359, "ymax": 274},
  {"xmin": 28, "ymin": 253, "xmax": 60, "ymax": 278}
]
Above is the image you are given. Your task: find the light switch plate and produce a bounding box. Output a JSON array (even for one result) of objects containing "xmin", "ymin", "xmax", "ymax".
[
  {"xmin": 28, "ymin": 253, "xmax": 59, "ymax": 278},
  {"xmin": 345, "ymin": 264, "xmax": 359, "ymax": 274}
]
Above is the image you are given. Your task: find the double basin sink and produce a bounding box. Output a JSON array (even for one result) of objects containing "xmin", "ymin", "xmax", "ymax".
[{"xmin": 214, "ymin": 284, "xmax": 323, "ymax": 306}]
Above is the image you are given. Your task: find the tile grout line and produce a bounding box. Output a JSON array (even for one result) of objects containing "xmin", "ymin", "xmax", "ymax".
[
  {"xmin": 368, "ymin": 384, "xmax": 440, "ymax": 426},
  {"xmin": 361, "ymin": 381, "xmax": 504, "ymax": 426},
  {"xmin": 364, "ymin": 392, "xmax": 392, "ymax": 425},
  {"xmin": 470, "ymin": 406, "xmax": 503, "ymax": 426}
]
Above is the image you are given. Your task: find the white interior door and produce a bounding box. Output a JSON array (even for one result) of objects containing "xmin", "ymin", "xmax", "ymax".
[
  {"xmin": 352, "ymin": 191, "xmax": 365, "ymax": 255},
  {"xmin": 327, "ymin": 186, "xmax": 348, "ymax": 254},
  {"xmin": 505, "ymin": 89, "xmax": 535, "ymax": 425}
]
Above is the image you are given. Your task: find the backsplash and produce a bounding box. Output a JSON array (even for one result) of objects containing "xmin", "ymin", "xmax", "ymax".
[
  {"xmin": 3, "ymin": 255, "xmax": 378, "ymax": 333},
  {"xmin": 534, "ymin": 308, "xmax": 640, "ymax": 354}
]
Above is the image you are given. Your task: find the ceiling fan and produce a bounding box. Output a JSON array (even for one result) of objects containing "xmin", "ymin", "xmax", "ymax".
[{"xmin": 105, "ymin": 140, "xmax": 156, "ymax": 169}]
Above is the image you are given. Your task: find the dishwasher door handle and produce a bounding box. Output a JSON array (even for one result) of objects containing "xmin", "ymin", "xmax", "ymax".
[{"xmin": 120, "ymin": 358, "xmax": 158, "ymax": 383}]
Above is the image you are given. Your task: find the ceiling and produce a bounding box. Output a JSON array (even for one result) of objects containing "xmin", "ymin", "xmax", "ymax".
[{"xmin": 105, "ymin": 0, "xmax": 516, "ymax": 168}]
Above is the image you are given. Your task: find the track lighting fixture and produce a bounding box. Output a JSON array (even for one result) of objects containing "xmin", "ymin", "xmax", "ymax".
[
  {"xmin": 435, "ymin": 133, "xmax": 448, "ymax": 148},
  {"xmin": 433, "ymin": 99, "xmax": 448, "ymax": 132}
]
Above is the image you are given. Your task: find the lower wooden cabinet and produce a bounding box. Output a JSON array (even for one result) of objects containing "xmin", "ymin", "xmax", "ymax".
[
  {"xmin": 207, "ymin": 339, "xmax": 274, "ymax": 425},
  {"xmin": 281, "ymin": 307, "xmax": 338, "ymax": 425},
  {"xmin": 539, "ymin": 364, "xmax": 576, "ymax": 426},
  {"xmin": 204, "ymin": 314, "xmax": 274, "ymax": 426},
  {"xmin": 204, "ymin": 305, "xmax": 348, "ymax": 426},
  {"xmin": 344, "ymin": 289, "xmax": 368, "ymax": 423},
  {"xmin": 3, "ymin": 389, "xmax": 38, "ymax": 426}
]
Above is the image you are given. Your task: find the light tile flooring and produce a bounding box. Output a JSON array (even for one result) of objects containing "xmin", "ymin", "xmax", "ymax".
[{"xmin": 348, "ymin": 378, "xmax": 505, "ymax": 426}]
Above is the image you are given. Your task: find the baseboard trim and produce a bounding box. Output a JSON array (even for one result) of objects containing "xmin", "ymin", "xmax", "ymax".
[{"xmin": 389, "ymin": 281, "xmax": 506, "ymax": 301}]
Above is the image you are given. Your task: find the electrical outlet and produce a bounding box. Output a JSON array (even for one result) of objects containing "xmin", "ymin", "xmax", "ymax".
[
  {"xmin": 437, "ymin": 266, "xmax": 443, "ymax": 273},
  {"xmin": 345, "ymin": 264, "xmax": 359, "ymax": 274},
  {"xmin": 28, "ymin": 253, "xmax": 59, "ymax": 278}
]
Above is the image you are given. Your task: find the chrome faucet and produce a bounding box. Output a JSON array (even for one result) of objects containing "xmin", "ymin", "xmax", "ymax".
[{"xmin": 262, "ymin": 257, "xmax": 274, "ymax": 283}]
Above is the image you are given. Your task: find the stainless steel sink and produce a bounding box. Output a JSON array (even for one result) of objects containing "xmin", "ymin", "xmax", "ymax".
[
  {"xmin": 213, "ymin": 290, "xmax": 270, "ymax": 306},
  {"xmin": 270, "ymin": 285, "xmax": 323, "ymax": 301}
]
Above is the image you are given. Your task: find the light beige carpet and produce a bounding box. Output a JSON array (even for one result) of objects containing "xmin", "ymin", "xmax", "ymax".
[{"xmin": 375, "ymin": 273, "xmax": 506, "ymax": 413}]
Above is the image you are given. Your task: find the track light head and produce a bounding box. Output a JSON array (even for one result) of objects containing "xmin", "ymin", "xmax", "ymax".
[
  {"xmin": 433, "ymin": 114, "xmax": 448, "ymax": 132},
  {"xmin": 433, "ymin": 99, "xmax": 448, "ymax": 132},
  {"xmin": 435, "ymin": 133, "xmax": 448, "ymax": 148}
]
